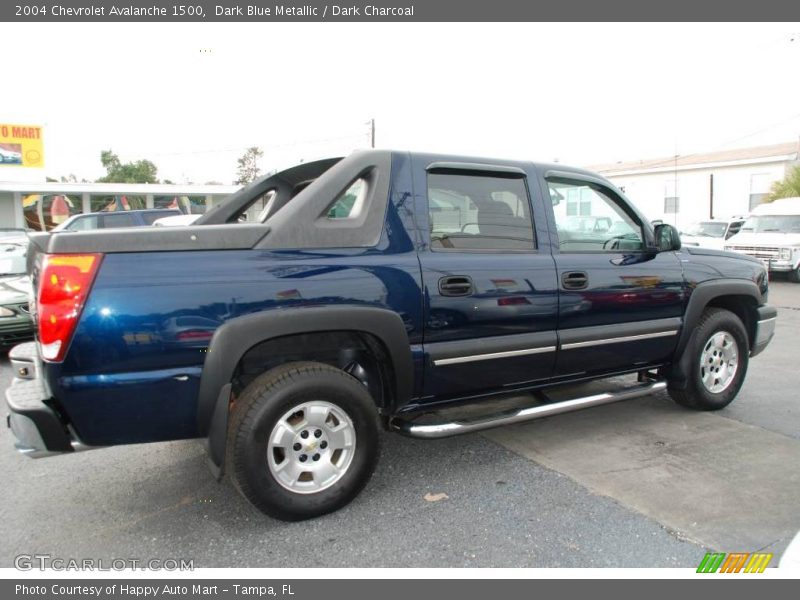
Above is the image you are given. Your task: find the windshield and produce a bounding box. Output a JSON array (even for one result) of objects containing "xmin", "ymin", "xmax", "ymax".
[
  {"xmin": 683, "ymin": 221, "xmax": 728, "ymax": 237},
  {"xmin": 0, "ymin": 242, "xmax": 27, "ymax": 276},
  {"xmin": 741, "ymin": 215, "xmax": 800, "ymax": 233}
]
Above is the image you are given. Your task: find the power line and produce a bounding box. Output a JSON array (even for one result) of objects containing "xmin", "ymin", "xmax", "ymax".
[{"xmin": 628, "ymin": 111, "xmax": 800, "ymax": 171}]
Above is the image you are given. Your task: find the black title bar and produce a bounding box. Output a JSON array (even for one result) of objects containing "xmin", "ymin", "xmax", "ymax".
[{"xmin": 3, "ymin": 0, "xmax": 800, "ymax": 21}]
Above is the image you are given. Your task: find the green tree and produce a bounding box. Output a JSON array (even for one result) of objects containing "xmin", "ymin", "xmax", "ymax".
[
  {"xmin": 96, "ymin": 150, "xmax": 159, "ymax": 183},
  {"xmin": 767, "ymin": 165, "xmax": 800, "ymax": 201},
  {"xmin": 235, "ymin": 146, "xmax": 263, "ymax": 185}
]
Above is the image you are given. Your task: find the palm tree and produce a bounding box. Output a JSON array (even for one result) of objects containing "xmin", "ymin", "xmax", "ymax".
[{"xmin": 767, "ymin": 165, "xmax": 800, "ymax": 201}]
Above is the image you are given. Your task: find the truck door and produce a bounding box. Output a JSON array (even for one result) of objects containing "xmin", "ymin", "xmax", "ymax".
[
  {"xmin": 415, "ymin": 159, "xmax": 559, "ymax": 401},
  {"xmin": 544, "ymin": 174, "xmax": 685, "ymax": 377}
]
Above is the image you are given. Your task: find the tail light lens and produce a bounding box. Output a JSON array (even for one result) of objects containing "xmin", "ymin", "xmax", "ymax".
[
  {"xmin": 37, "ymin": 254, "xmax": 103, "ymax": 362},
  {"xmin": 175, "ymin": 330, "xmax": 214, "ymax": 341}
]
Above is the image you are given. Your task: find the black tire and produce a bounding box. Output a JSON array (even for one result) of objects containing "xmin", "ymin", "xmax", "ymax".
[
  {"xmin": 668, "ymin": 308, "xmax": 749, "ymax": 411},
  {"xmin": 788, "ymin": 267, "xmax": 800, "ymax": 283},
  {"xmin": 227, "ymin": 361, "xmax": 380, "ymax": 521}
]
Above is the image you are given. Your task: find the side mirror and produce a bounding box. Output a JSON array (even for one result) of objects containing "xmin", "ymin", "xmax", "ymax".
[{"xmin": 654, "ymin": 223, "xmax": 681, "ymax": 252}]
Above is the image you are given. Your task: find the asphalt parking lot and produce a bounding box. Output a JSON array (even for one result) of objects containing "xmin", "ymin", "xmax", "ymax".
[{"xmin": 1, "ymin": 281, "xmax": 798, "ymax": 569}]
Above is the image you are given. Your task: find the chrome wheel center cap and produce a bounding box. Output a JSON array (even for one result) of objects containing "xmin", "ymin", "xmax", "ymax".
[
  {"xmin": 699, "ymin": 331, "xmax": 739, "ymax": 394},
  {"xmin": 267, "ymin": 400, "xmax": 357, "ymax": 494}
]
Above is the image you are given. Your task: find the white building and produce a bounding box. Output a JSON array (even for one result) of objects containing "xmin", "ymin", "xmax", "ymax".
[
  {"xmin": 0, "ymin": 181, "xmax": 239, "ymax": 231},
  {"xmin": 589, "ymin": 141, "xmax": 800, "ymax": 229}
]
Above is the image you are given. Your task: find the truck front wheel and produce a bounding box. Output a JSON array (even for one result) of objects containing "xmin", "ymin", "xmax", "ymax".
[
  {"xmin": 668, "ymin": 308, "xmax": 749, "ymax": 411},
  {"xmin": 227, "ymin": 362, "xmax": 380, "ymax": 520}
]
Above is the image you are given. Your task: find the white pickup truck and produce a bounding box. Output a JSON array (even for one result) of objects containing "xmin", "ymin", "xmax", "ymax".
[{"xmin": 725, "ymin": 197, "xmax": 800, "ymax": 282}]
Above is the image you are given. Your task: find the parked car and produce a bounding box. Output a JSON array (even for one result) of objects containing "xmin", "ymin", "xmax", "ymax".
[
  {"xmin": 725, "ymin": 197, "xmax": 800, "ymax": 282},
  {"xmin": 0, "ymin": 240, "xmax": 33, "ymax": 350},
  {"xmin": 53, "ymin": 209, "xmax": 182, "ymax": 232},
  {"xmin": 152, "ymin": 214, "xmax": 202, "ymax": 227},
  {"xmin": 680, "ymin": 217, "xmax": 746, "ymax": 250},
  {"xmin": 160, "ymin": 315, "xmax": 220, "ymax": 349},
  {"xmin": 0, "ymin": 228, "xmax": 29, "ymax": 240},
  {"xmin": 8, "ymin": 150, "xmax": 776, "ymax": 521},
  {"xmin": 0, "ymin": 147, "xmax": 23, "ymax": 164}
]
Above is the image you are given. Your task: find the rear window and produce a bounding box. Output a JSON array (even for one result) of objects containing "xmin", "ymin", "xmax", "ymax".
[
  {"xmin": 100, "ymin": 213, "xmax": 136, "ymax": 229},
  {"xmin": 326, "ymin": 178, "xmax": 368, "ymax": 219},
  {"xmin": 142, "ymin": 211, "xmax": 179, "ymax": 225}
]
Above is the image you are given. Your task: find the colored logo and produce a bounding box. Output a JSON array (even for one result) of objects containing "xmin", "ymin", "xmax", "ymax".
[{"xmin": 696, "ymin": 552, "xmax": 772, "ymax": 573}]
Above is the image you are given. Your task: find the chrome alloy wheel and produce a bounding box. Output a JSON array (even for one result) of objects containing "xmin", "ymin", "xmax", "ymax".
[
  {"xmin": 267, "ymin": 401, "xmax": 356, "ymax": 494},
  {"xmin": 699, "ymin": 331, "xmax": 739, "ymax": 394}
]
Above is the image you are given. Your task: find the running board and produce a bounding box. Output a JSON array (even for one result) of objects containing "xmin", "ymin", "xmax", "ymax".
[{"xmin": 391, "ymin": 381, "xmax": 667, "ymax": 439}]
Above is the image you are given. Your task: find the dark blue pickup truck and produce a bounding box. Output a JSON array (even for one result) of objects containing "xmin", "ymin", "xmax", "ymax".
[{"xmin": 6, "ymin": 150, "xmax": 776, "ymax": 520}]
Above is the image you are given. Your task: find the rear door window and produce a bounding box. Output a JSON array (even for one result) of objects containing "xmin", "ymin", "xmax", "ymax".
[{"xmin": 427, "ymin": 172, "xmax": 535, "ymax": 251}]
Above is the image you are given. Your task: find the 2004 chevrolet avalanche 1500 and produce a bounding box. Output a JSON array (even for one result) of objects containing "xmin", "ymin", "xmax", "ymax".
[{"xmin": 6, "ymin": 150, "xmax": 776, "ymax": 520}]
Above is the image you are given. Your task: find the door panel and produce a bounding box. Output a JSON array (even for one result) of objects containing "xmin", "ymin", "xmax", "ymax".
[
  {"xmin": 421, "ymin": 252, "xmax": 559, "ymax": 399},
  {"xmin": 414, "ymin": 161, "xmax": 559, "ymax": 401},
  {"xmin": 547, "ymin": 177, "xmax": 686, "ymax": 377}
]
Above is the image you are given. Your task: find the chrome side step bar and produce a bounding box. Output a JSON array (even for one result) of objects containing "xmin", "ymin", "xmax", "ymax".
[
  {"xmin": 14, "ymin": 440, "xmax": 96, "ymax": 459},
  {"xmin": 391, "ymin": 381, "xmax": 667, "ymax": 439}
]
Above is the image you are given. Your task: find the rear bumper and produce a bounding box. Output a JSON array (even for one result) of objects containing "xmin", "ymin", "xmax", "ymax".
[
  {"xmin": 4, "ymin": 342, "xmax": 88, "ymax": 458},
  {"xmin": 751, "ymin": 305, "xmax": 777, "ymax": 357}
]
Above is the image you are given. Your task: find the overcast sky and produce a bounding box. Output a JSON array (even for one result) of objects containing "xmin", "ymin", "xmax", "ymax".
[{"xmin": 2, "ymin": 22, "xmax": 799, "ymax": 184}]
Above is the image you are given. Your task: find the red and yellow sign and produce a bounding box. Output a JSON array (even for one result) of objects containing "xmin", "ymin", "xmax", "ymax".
[{"xmin": 0, "ymin": 123, "xmax": 44, "ymax": 168}]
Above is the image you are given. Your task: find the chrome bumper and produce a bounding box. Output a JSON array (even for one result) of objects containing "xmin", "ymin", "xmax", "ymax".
[{"xmin": 5, "ymin": 342, "xmax": 94, "ymax": 458}]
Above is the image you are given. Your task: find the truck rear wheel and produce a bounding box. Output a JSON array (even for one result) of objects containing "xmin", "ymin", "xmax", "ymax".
[
  {"xmin": 668, "ymin": 308, "xmax": 749, "ymax": 411},
  {"xmin": 788, "ymin": 267, "xmax": 800, "ymax": 283},
  {"xmin": 227, "ymin": 362, "xmax": 380, "ymax": 520}
]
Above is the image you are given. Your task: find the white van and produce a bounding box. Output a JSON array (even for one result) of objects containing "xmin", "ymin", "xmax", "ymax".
[
  {"xmin": 680, "ymin": 217, "xmax": 747, "ymax": 250},
  {"xmin": 725, "ymin": 197, "xmax": 800, "ymax": 282}
]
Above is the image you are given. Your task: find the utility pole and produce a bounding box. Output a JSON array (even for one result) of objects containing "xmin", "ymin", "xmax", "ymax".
[
  {"xmin": 369, "ymin": 118, "xmax": 375, "ymax": 148},
  {"xmin": 673, "ymin": 148, "xmax": 679, "ymax": 227},
  {"xmin": 709, "ymin": 173, "xmax": 714, "ymax": 219}
]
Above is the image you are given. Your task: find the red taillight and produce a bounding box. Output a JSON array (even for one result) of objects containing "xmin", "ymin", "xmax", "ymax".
[
  {"xmin": 37, "ymin": 253, "xmax": 102, "ymax": 362},
  {"xmin": 175, "ymin": 330, "xmax": 214, "ymax": 341}
]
